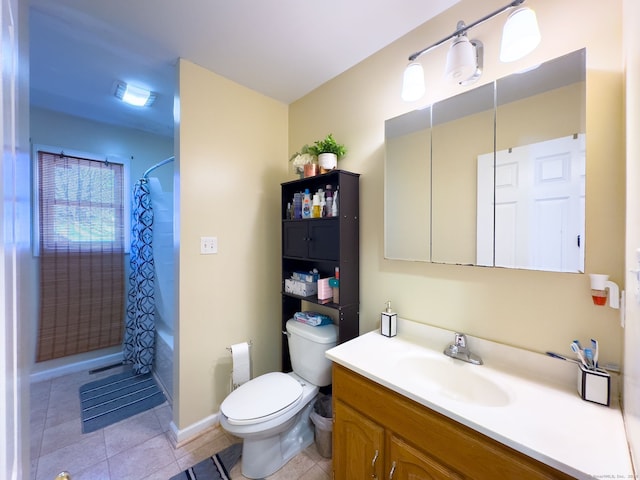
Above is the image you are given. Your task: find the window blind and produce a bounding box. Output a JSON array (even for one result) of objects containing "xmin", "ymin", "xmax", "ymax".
[{"xmin": 36, "ymin": 151, "xmax": 125, "ymax": 361}]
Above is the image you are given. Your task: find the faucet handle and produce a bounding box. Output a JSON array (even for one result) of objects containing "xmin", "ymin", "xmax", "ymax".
[{"xmin": 454, "ymin": 333, "xmax": 467, "ymax": 348}]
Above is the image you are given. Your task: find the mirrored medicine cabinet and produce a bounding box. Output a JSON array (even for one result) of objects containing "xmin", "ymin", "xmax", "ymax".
[{"xmin": 384, "ymin": 48, "xmax": 586, "ymax": 273}]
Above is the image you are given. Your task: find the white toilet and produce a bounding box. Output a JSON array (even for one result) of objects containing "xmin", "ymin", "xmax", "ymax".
[{"xmin": 219, "ymin": 319, "xmax": 338, "ymax": 479}]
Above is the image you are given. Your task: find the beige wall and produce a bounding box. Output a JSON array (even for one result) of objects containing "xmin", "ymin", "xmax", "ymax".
[
  {"xmin": 290, "ymin": 0, "xmax": 625, "ymax": 364},
  {"xmin": 175, "ymin": 59, "xmax": 288, "ymax": 428}
]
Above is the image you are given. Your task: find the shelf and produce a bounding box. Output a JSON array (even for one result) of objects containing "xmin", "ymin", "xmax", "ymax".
[
  {"xmin": 280, "ymin": 169, "xmax": 360, "ymax": 373},
  {"xmin": 281, "ymin": 291, "xmax": 341, "ymax": 309}
]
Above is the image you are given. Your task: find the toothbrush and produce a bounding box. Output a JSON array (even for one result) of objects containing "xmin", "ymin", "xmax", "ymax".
[
  {"xmin": 584, "ymin": 348, "xmax": 594, "ymax": 369},
  {"xmin": 570, "ymin": 342, "xmax": 589, "ymax": 368},
  {"xmin": 545, "ymin": 351, "xmax": 580, "ymax": 365},
  {"xmin": 591, "ymin": 339, "xmax": 599, "ymax": 368}
]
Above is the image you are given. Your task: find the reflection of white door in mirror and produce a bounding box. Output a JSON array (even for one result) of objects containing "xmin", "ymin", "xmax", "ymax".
[{"xmin": 477, "ymin": 134, "xmax": 585, "ymax": 272}]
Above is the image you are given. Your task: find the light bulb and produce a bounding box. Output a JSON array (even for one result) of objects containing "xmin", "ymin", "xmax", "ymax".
[
  {"xmin": 500, "ymin": 8, "xmax": 541, "ymax": 62},
  {"xmin": 401, "ymin": 62, "xmax": 425, "ymax": 102}
]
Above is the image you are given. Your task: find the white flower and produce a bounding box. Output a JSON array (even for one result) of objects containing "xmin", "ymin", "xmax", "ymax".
[{"xmin": 292, "ymin": 153, "xmax": 315, "ymax": 170}]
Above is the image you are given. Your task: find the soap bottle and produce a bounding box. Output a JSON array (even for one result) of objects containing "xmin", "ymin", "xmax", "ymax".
[
  {"xmin": 380, "ymin": 301, "xmax": 397, "ymax": 337},
  {"xmin": 312, "ymin": 194, "xmax": 321, "ymax": 218},
  {"xmin": 302, "ymin": 189, "xmax": 311, "ymax": 218}
]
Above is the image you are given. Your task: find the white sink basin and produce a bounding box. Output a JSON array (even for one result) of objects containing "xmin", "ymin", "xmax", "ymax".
[{"xmin": 395, "ymin": 352, "xmax": 511, "ymax": 407}]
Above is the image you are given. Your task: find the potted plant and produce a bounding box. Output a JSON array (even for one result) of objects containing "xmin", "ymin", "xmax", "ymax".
[
  {"xmin": 307, "ymin": 134, "xmax": 347, "ymax": 172},
  {"xmin": 289, "ymin": 145, "xmax": 318, "ymax": 177}
]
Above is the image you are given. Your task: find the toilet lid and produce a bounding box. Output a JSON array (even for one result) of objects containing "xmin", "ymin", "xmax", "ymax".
[{"xmin": 220, "ymin": 372, "xmax": 303, "ymax": 426}]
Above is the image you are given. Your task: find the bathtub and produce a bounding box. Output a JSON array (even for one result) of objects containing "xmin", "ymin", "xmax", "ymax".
[{"xmin": 154, "ymin": 321, "xmax": 174, "ymax": 403}]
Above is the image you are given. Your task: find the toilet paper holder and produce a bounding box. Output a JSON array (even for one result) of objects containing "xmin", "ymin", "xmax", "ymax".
[
  {"xmin": 226, "ymin": 340, "xmax": 253, "ymax": 353},
  {"xmin": 228, "ymin": 341, "xmax": 253, "ymax": 390}
]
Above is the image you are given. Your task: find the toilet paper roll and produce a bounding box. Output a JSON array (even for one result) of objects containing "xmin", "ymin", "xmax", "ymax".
[{"xmin": 231, "ymin": 342, "xmax": 251, "ymax": 387}]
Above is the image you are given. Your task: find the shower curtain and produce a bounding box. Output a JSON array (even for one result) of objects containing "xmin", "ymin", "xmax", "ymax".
[{"xmin": 124, "ymin": 179, "xmax": 156, "ymax": 374}]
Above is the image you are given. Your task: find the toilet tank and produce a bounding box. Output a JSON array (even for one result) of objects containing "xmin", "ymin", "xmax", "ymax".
[{"xmin": 286, "ymin": 319, "xmax": 338, "ymax": 387}]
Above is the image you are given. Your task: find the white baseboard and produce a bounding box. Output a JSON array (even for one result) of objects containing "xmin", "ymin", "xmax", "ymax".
[
  {"xmin": 30, "ymin": 352, "xmax": 124, "ymax": 383},
  {"xmin": 167, "ymin": 412, "xmax": 221, "ymax": 448}
]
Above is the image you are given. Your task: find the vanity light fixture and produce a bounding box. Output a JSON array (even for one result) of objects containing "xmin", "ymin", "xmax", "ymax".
[
  {"xmin": 114, "ymin": 81, "xmax": 157, "ymax": 107},
  {"xmin": 401, "ymin": 0, "xmax": 541, "ymax": 101}
]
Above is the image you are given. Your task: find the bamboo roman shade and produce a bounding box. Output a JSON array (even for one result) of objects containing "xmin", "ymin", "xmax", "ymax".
[{"xmin": 36, "ymin": 151, "xmax": 126, "ymax": 362}]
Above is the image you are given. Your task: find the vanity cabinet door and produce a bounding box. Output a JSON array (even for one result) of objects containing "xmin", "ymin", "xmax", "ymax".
[
  {"xmin": 334, "ymin": 400, "xmax": 384, "ymax": 480},
  {"xmin": 387, "ymin": 434, "xmax": 464, "ymax": 480}
]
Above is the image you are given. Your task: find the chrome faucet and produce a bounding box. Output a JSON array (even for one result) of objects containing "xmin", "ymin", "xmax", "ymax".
[{"xmin": 444, "ymin": 333, "xmax": 483, "ymax": 365}]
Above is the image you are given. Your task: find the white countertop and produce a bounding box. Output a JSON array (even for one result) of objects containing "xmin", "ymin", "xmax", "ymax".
[{"xmin": 326, "ymin": 318, "xmax": 633, "ymax": 479}]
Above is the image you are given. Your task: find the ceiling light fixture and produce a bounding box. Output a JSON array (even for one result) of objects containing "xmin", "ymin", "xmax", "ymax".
[
  {"xmin": 114, "ymin": 81, "xmax": 157, "ymax": 107},
  {"xmin": 401, "ymin": 0, "xmax": 541, "ymax": 101}
]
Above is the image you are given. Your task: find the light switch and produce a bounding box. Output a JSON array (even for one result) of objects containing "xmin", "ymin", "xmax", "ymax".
[{"xmin": 200, "ymin": 236, "xmax": 218, "ymax": 254}]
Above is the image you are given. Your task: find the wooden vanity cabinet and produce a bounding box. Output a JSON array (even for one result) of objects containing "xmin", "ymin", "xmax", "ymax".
[{"xmin": 332, "ymin": 364, "xmax": 576, "ymax": 480}]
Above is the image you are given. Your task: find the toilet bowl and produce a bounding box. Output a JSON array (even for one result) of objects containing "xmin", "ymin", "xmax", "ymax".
[{"xmin": 219, "ymin": 320, "xmax": 338, "ymax": 479}]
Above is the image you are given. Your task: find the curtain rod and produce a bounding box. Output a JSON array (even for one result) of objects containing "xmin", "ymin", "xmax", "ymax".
[{"xmin": 142, "ymin": 156, "xmax": 175, "ymax": 179}]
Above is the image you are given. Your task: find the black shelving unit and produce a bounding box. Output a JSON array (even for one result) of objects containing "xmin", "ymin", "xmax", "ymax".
[{"xmin": 281, "ymin": 169, "xmax": 360, "ymax": 371}]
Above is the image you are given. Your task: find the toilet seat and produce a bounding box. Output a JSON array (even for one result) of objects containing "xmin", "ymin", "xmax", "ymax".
[{"xmin": 220, "ymin": 372, "xmax": 303, "ymax": 426}]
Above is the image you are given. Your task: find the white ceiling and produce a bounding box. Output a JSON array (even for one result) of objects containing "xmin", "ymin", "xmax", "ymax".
[{"xmin": 29, "ymin": 0, "xmax": 460, "ymax": 137}]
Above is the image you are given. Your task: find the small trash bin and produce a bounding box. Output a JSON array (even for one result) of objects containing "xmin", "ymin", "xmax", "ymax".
[{"xmin": 310, "ymin": 393, "xmax": 333, "ymax": 458}]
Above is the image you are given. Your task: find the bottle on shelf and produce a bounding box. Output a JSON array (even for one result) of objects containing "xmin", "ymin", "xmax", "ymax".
[
  {"xmin": 312, "ymin": 194, "xmax": 321, "ymax": 218},
  {"xmin": 293, "ymin": 192, "xmax": 302, "ymax": 219},
  {"xmin": 331, "ymin": 187, "xmax": 339, "ymax": 217},
  {"xmin": 325, "ymin": 185, "xmax": 333, "ymax": 218},
  {"xmin": 302, "ymin": 189, "xmax": 311, "ymax": 218}
]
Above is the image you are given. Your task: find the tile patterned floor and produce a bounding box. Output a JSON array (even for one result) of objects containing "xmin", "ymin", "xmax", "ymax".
[{"xmin": 30, "ymin": 366, "xmax": 331, "ymax": 480}]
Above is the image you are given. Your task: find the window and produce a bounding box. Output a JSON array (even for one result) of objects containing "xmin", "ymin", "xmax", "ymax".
[
  {"xmin": 38, "ymin": 151, "xmax": 125, "ymax": 251},
  {"xmin": 36, "ymin": 150, "xmax": 127, "ymax": 361}
]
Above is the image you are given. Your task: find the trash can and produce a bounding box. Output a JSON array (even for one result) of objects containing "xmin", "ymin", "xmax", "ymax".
[{"xmin": 310, "ymin": 393, "xmax": 333, "ymax": 458}]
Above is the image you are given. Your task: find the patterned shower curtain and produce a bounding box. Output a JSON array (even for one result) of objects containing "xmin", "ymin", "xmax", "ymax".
[{"xmin": 124, "ymin": 179, "xmax": 156, "ymax": 374}]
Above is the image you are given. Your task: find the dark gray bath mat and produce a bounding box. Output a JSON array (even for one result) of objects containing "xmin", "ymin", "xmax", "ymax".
[{"xmin": 79, "ymin": 369, "xmax": 166, "ymax": 433}]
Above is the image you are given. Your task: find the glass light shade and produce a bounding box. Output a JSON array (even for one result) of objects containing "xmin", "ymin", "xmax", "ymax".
[
  {"xmin": 115, "ymin": 82, "xmax": 156, "ymax": 107},
  {"xmin": 444, "ymin": 36, "xmax": 477, "ymax": 83},
  {"xmin": 401, "ymin": 62, "xmax": 425, "ymax": 102},
  {"xmin": 500, "ymin": 8, "xmax": 541, "ymax": 62},
  {"xmin": 122, "ymin": 84, "xmax": 151, "ymax": 106}
]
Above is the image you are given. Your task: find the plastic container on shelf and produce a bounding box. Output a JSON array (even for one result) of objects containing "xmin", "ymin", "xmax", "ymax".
[
  {"xmin": 302, "ymin": 189, "xmax": 311, "ymax": 218},
  {"xmin": 312, "ymin": 194, "xmax": 321, "ymax": 218},
  {"xmin": 293, "ymin": 192, "xmax": 302, "ymax": 219}
]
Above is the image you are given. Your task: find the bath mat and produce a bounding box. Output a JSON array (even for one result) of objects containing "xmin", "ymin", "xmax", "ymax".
[
  {"xmin": 169, "ymin": 443, "xmax": 251, "ymax": 480},
  {"xmin": 79, "ymin": 369, "xmax": 166, "ymax": 433}
]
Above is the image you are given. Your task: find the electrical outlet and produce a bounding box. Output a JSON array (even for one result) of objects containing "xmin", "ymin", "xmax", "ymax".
[{"xmin": 200, "ymin": 236, "xmax": 218, "ymax": 254}]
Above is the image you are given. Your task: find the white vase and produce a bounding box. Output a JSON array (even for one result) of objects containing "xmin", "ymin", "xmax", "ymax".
[{"xmin": 318, "ymin": 153, "xmax": 337, "ymax": 171}]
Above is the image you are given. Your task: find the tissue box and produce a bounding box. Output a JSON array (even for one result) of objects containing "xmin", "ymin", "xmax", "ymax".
[
  {"xmin": 292, "ymin": 271, "xmax": 319, "ymax": 283},
  {"xmin": 317, "ymin": 278, "xmax": 333, "ymax": 302},
  {"xmin": 284, "ymin": 278, "xmax": 317, "ymax": 297},
  {"xmin": 577, "ymin": 364, "xmax": 610, "ymax": 406}
]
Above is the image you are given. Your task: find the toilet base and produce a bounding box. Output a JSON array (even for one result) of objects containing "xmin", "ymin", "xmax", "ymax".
[{"xmin": 240, "ymin": 401, "xmax": 315, "ymax": 479}]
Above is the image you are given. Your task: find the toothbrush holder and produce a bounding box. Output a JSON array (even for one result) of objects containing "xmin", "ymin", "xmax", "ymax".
[{"xmin": 577, "ymin": 364, "xmax": 610, "ymax": 406}]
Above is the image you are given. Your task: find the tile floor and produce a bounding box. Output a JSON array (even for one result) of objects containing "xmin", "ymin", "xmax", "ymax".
[{"xmin": 30, "ymin": 366, "xmax": 331, "ymax": 480}]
